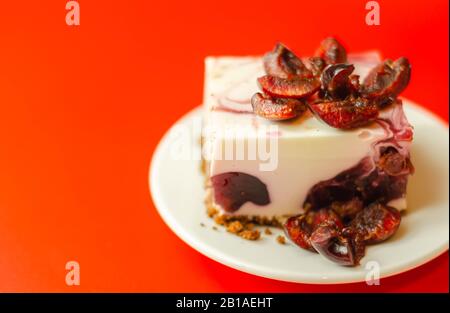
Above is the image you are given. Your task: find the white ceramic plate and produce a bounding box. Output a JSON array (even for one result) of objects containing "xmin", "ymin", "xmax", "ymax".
[{"xmin": 149, "ymin": 99, "xmax": 449, "ymax": 284}]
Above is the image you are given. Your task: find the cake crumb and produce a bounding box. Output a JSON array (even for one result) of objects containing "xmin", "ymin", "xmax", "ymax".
[
  {"xmin": 207, "ymin": 207, "xmax": 219, "ymax": 218},
  {"xmin": 238, "ymin": 230, "xmax": 261, "ymax": 241},
  {"xmin": 264, "ymin": 228, "xmax": 272, "ymax": 235},
  {"xmin": 227, "ymin": 221, "xmax": 244, "ymax": 234},
  {"xmin": 245, "ymin": 223, "xmax": 255, "ymax": 230},
  {"xmin": 200, "ymin": 222, "xmax": 205, "ymax": 227},
  {"xmin": 206, "ymin": 206, "xmax": 283, "ymax": 241},
  {"xmin": 214, "ymin": 215, "xmax": 226, "ymax": 225},
  {"xmin": 276, "ymin": 235, "xmax": 286, "ymax": 245}
]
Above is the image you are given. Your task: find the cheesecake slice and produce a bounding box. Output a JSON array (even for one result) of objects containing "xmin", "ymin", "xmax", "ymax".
[{"xmin": 201, "ymin": 38, "xmax": 414, "ymax": 265}]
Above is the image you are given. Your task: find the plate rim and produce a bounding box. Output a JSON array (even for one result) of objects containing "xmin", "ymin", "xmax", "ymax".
[{"xmin": 149, "ymin": 99, "xmax": 449, "ymax": 284}]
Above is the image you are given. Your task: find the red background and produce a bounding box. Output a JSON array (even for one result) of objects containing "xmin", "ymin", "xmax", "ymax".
[{"xmin": 0, "ymin": 0, "xmax": 448, "ymax": 292}]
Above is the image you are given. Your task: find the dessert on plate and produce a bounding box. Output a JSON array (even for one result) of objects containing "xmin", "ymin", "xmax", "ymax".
[{"xmin": 201, "ymin": 38, "xmax": 413, "ymax": 265}]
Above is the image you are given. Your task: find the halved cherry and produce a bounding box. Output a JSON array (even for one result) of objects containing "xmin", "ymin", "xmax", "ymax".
[
  {"xmin": 362, "ymin": 57, "xmax": 411, "ymax": 106},
  {"xmin": 257, "ymin": 75, "xmax": 320, "ymax": 99},
  {"xmin": 251, "ymin": 92, "xmax": 306, "ymax": 120},
  {"xmin": 309, "ymin": 97, "xmax": 379, "ymax": 129},
  {"xmin": 350, "ymin": 203, "xmax": 401, "ymax": 244},
  {"xmin": 284, "ymin": 214, "xmax": 315, "ymax": 251},
  {"xmin": 320, "ymin": 63, "xmax": 356, "ymax": 99},
  {"xmin": 263, "ymin": 43, "xmax": 312, "ymax": 79},
  {"xmin": 284, "ymin": 208, "xmax": 343, "ymax": 252},
  {"xmin": 310, "ymin": 224, "xmax": 365, "ymax": 266},
  {"xmin": 314, "ymin": 37, "xmax": 347, "ymax": 64}
]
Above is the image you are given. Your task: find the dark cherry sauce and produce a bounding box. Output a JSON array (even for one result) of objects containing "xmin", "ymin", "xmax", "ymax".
[
  {"xmin": 303, "ymin": 156, "xmax": 409, "ymax": 210},
  {"xmin": 211, "ymin": 172, "xmax": 270, "ymax": 212}
]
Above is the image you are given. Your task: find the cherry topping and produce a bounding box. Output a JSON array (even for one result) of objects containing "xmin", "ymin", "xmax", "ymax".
[
  {"xmin": 257, "ymin": 75, "xmax": 320, "ymax": 99},
  {"xmin": 284, "ymin": 209, "xmax": 343, "ymax": 252},
  {"xmin": 263, "ymin": 43, "xmax": 312, "ymax": 79},
  {"xmin": 320, "ymin": 63, "xmax": 356, "ymax": 99},
  {"xmin": 314, "ymin": 37, "xmax": 347, "ymax": 64},
  {"xmin": 252, "ymin": 40, "xmax": 411, "ymax": 133},
  {"xmin": 310, "ymin": 224, "xmax": 365, "ymax": 266},
  {"xmin": 309, "ymin": 98, "xmax": 379, "ymax": 129},
  {"xmin": 362, "ymin": 57, "xmax": 411, "ymax": 107},
  {"xmin": 251, "ymin": 92, "xmax": 306, "ymax": 120}
]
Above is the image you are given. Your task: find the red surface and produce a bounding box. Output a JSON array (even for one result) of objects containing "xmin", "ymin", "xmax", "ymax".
[{"xmin": 0, "ymin": 0, "xmax": 448, "ymax": 292}]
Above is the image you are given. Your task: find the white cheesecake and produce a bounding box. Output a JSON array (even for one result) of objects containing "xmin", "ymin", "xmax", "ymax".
[{"xmin": 201, "ymin": 53, "xmax": 413, "ymax": 222}]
